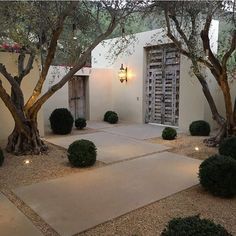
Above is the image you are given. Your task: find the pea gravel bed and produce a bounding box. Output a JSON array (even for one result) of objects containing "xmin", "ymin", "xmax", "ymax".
[
  {"xmin": 0, "ymin": 141, "xmax": 105, "ymax": 189},
  {"xmin": 150, "ymin": 133, "xmax": 218, "ymax": 160},
  {"xmin": 77, "ymin": 186, "xmax": 236, "ymax": 236}
]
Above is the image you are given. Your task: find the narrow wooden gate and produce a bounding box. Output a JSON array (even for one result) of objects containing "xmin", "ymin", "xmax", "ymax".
[
  {"xmin": 69, "ymin": 76, "xmax": 86, "ymax": 119},
  {"xmin": 145, "ymin": 44, "xmax": 180, "ymax": 126}
]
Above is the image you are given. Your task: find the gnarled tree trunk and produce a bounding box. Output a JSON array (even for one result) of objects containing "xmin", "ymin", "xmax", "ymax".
[{"xmin": 6, "ymin": 119, "xmax": 47, "ymax": 155}]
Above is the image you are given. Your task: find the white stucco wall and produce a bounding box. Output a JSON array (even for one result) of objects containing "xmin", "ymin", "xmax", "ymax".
[
  {"xmin": 43, "ymin": 21, "xmax": 221, "ymax": 133},
  {"xmin": 0, "ymin": 52, "xmax": 44, "ymax": 142},
  {"xmin": 92, "ymin": 23, "xmax": 219, "ymax": 131},
  {"xmin": 92, "ymin": 29, "xmax": 172, "ymax": 123},
  {"xmin": 43, "ymin": 66, "xmax": 113, "ymax": 132}
]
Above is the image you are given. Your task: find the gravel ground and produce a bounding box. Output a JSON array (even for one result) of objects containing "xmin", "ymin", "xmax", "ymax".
[
  {"xmin": 150, "ymin": 133, "xmax": 218, "ymax": 160},
  {"xmin": 78, "ymin": 186, "xmax": 236, "ymax": 236},
  {"xmin": 1, "ymin": 134, "xmax": 235, "ymax": 236},
  {"xmin": 0, "ymin": 141, "xmax": 105, "ymax": 189}
]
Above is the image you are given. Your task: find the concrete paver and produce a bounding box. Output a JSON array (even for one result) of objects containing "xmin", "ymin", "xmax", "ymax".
[
  {"xmin": 46, "ymin": 132, "xmax": 170, "ymax": 163},
  {"xmin": 14, "ymin": 152, "xmax": 201, "ymax": 236},
  {"xmin": 102, "ymin": 124, "xmax": 168, "ymax": 140},
  {"xmin": 0, "ymin": 193, "xmax": 43, "ymax": 236}
]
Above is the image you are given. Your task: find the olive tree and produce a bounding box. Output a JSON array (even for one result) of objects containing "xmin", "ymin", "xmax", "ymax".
[
  {"xmin": 0, "ymin": 1, "xmax": 138, "ymax": 155},
  {"xmin": 148, "ymin": 0, "xmax": 236, "ymax": 145}
]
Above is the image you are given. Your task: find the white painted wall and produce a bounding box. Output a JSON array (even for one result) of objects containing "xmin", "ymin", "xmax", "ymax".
[
  {"xmin": 89, "ymin": 68, "xmax": 113, "ymax": 121},
  {"xmin": 0, "ymin": 52, "xmax": 44, "ymax": 141},
  {"xmin": 43, "ymin": 21, "xmax": 222, "ymax": 133},
  {"xmin": 43, "ymin": 66, "xmax": 113, "ymax": 132},
  {"xmin": 92, "ymin": 24, "xmax": 219, "ymax": 131},
  {"xmin": 93, "ymin": 29, "xmax": 173, "ymax": 123}
]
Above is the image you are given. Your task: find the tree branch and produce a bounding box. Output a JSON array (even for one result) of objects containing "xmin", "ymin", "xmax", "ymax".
[
  {"xmin": 164, "ymin": 8, "xmax": 191, "ymax": 58},
  {"xmin": 221, "ymin": 30, "xmax": 236, "ymax": 71},
  {"xmin": 0, "ymin": 63, "xmax": 25, "ymax": 108},
  {"xmin": 0, "ymin": 79, "xmax": 26, "ymax": 132},
  {"xmin": 18, "ymin": 51, "xmax": 25, "ymax": 78},
  {"xmin": 24, "ymin": 1, "xmax": 78, "ymax": 110},
  {"xmin": 29, "ymin": 15, "xmax": 118, "ymax": 118},
  {"xmin": 18, "ymin": 52, "xmax": 35, "ymax": 83},
  {"xmin": 200, "ymin": 12, "xmax": 222, "ymax": 77},
  {"xmin": 234, "ymin": 97, "xmax": 236, "ymax": 124}
]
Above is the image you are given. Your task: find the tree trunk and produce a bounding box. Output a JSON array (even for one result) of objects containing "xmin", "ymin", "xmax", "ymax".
[
  {"xmin": 220, "ymin": 77, "xmax": 235, "ymax": 135},
  {"xmin": 6, "ymin": 118, "xmax": 47, "ymax": 155}
]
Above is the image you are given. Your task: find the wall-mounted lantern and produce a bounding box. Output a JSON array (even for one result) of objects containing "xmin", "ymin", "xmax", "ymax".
[{"xmin": 118, "ymin": 64, "xmax": 127, "ymax": 83}]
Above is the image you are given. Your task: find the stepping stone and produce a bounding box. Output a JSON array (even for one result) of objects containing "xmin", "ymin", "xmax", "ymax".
[
  {"xmin": 0, "ymin": 193, "xmax": 42, "ymax": 236},
  {"xmin": 46, "ymin": 132, "xmax": 169, "ymax": 163},
  {"xmin": 14, "ymin": 152, "xmax": 201, "ymax": 236}
]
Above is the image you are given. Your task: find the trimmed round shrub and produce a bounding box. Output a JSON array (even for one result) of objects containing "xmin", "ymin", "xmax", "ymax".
[
  {"xmin": 107, "ymin": 112, "xmax": 118, "ymax": 124},
  {"xmin": 49, "ymin": 108, "xmax": 74, "ymax": 134},
  {"xmin": 75, "ymin": 117, "xmax": 87, "ymax": 130},
  {"xmin": 104, "ymin": 111, "xmax": 114, "ymax": 122},
  {"xmin": 0, "ymin": 148, "xmax": 4, "ymax": 167},
  {"xmin": 199, "ymin": 154, "xmax": 236, "ymax": 198},
  {"xmin": 68, "ymin": 139, "xmax": 97, "ymax": 167},
  {"xmin": 162, "ymin": 127, "xmax": 177, "ymax": 140},
  {"xmin": 219, "ymin": 136, "xmax": 236, "ymax": 159},
  {"xmin": 189, "ymin": 120, "xmax": 211, "ymax": 136},
  {"xmin": 161, "ymin": 215, "xmax": 232, "ymax": 236}
]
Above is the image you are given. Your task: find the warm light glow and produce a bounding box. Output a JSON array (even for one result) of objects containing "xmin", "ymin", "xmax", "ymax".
[
  {"xmin": 24, "ymin": 159, "xmax": 30, "ymax": 165},
  {"xmin": 118, "ymin": 64, "xmax": 127, "ymax": 83},
  {"xmin": 194, "ymin": 147, "xmax": 199, "ymax": 151}
]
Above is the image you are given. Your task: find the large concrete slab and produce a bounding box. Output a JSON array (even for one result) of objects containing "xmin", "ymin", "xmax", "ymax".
[
  {"xmin": 46, "ymin": 132, "xmax": 169, "ymax": 163},
  {"xmin": 0, "ymin": 193, "xmax": 43, "ymax": 236},
  {"xmin": 14, "ymin": 152, "xmax": 201, "ymax": 236},
  {"xmin": 102, "ymin": 124, "xmax": 168, "ymax": 140}
]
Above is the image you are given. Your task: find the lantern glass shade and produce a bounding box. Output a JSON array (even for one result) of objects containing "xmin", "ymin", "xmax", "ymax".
[{"xmin": 118, "ymin": 64, "xmax": 127, "ymax": 83}]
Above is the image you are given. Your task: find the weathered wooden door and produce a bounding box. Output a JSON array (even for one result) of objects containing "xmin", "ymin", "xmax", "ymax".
[
  {"xmin": 69, "ymin": 76, "xmax": 86, "ymax": 119},
  {"xmin": 145, "ymin": 44, "xmax": 180, "ymax": 126}
]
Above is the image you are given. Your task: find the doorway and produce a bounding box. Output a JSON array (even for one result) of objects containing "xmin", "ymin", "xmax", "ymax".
[
  {"xmin": 68, "ymin": 76, "xmax": 88, "ymax": 120},
  {"xmin": 145, "ymin": 44, "xmax": 180, "ymax": 126}
]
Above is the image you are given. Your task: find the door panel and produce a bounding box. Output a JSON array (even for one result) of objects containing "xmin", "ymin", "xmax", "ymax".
[
  {"xmin": 145, "ymin": 44, "xmax": 180, "ymax": 126},
  {"xmin": 69, "ymin": 76, "xmax": 86, "ymax": 119}
]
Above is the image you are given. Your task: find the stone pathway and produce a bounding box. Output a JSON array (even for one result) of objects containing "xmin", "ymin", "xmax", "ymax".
[
  {"xmin": 14, "ymin": 152, "xmax": 201, "ymax": 236},
  {"xmin": 0, "ymin": 193, "xmax": 43, "ymax": 236},
  {"xmin": 100, "ymin": 123, "xmax": 167, "ymax": 140},
  {"xmin": 46, "ymin": 132, "xmax": 170, "ymax": 164},
  {"xmin": 1, "ymin": 123, "xmax": 201, "ymax": 236}
]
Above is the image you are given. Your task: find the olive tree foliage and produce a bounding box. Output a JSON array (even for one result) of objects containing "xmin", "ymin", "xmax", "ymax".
[
  {"xmin": 0, "ymin": 1, "xmax": 139, "ymax": 155},
  {"xmin": 147, "ymin": 0, "xmax": 236, "ymax": 145}
]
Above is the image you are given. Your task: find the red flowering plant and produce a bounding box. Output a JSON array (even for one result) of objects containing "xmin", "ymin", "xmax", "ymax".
[{"xmin": 0, "ymin": 42, "xmax": 21, "ymax": 53}]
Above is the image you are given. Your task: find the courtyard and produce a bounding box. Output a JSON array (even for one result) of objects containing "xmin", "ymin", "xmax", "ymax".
[
  {"xmin": 0, "ymin": 1, "xmax": 236, "ymax": 236},
  {"xmin": 0, "ymin": 122, "xmax": 235, "ymax": 235}
]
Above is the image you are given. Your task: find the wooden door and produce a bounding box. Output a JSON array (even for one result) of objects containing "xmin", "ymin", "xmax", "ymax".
[
  {"xmin": 69, "ymin": 76, "xmax": 86, "ymax": 119},
  {"xmin": 145, "ymin": 44, "xmax": 180, "ymax": 126}
]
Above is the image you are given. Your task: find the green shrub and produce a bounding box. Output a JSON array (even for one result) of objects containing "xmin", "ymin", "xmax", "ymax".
[
  {"xmin": 199, "ymin": 155, "xmax": 236, "ymax": 198},
  {"xmin": 104, "ymin": 111, "xmax": 114, "ymax": 122},
  {"xmin": 161, "ymin": 215, "xmax": 232, "ymax": 236},
  {"xmin": 75, "ymin": 117, "xmax": 87, "ymax": 130},
  {"xmin": 189, "ymin": 120, "xmax": 211, "ymax": 136},
  {"xmin": 107, "ymin": 112, "xmax": 118, "ymax": 124},
  {"xmin": 49, "ymin": 108, "xmax": 74, "ymax": 134},
  {"xmin": 219, "ymin": 136, "xmax": 236, "ymax": 159},
  {"xmin": 0, "ymin": 148, "xmax": 4, "ymax": 167},
  {"xmin": 162, "ymin": 127, "xmax": 177, "ymax": 140},
  {"xmin": 68, "ymin": 139, "xmax": 97, "ymax": 167}
]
